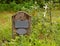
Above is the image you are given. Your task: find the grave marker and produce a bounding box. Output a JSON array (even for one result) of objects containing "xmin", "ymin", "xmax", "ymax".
[{"xmin": 12, "ymin": 11, "xmax": 31, "ymax": 38}]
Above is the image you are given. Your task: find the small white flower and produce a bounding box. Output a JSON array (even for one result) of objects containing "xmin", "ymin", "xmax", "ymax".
[
  {"xmin": 43, "ymin": 4, "xmax": 48, "ymax": 17},
  {"xmin": 43, "ymin": 4, "xmax": 48, "ymax": 10},
  {"xmin": 35, "ymin": 1, "xmax": 37, "ymax": 4}
]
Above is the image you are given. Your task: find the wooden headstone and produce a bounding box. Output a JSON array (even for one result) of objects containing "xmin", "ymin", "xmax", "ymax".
[{"xmin": 12, "ymin": 11, "xmax": 31, "ymax": 38}]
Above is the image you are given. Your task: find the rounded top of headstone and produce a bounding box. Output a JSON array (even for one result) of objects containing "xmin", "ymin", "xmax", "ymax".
[
  {"xmin": 12, "ymin": 11, "xmax": 31, "ymax": 21},
  {"xmin": 12, "ymin": 11, "xmax": 31, "ymax": 17}
]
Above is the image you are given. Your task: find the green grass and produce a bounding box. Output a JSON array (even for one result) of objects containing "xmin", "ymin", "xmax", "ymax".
[
  {"xmin": 0, "ymin": 12, "xmax": 14, "ymax": 41},
  {"xmin": 0, "ymin": 10, "xmax": 60, "ymax": 46}
]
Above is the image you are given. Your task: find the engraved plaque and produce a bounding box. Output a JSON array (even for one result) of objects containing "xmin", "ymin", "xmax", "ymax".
[
  {"xmin": 16, "ymin": 29, "xmax": 27, "ymax": 35},
  {"xmin": 15, "ymin": 20, "xmax": 29, "ymax": 28}
]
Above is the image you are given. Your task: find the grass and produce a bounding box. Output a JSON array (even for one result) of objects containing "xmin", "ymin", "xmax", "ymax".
[
  {"xmin": 0, "ymin": 12, "xmax": 14, "ymax": 41},
  {"xmin": 0, "ymin": 10, "xmax": 60, "ymax": 46}
]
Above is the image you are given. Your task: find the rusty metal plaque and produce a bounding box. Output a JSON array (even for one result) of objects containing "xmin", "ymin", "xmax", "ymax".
[
  {"xmin": 16, "ymin": 29, "xmax": 27, "ymax": 35},
  {"xmin": 15, "ymin": 20, "xmax": 29, "ymax": 28}
]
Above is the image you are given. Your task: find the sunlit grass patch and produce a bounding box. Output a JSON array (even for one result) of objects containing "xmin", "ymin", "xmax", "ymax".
[
  {"xmin": 0, "ymin": 10, "xmax": 60, "ymax": 46},
  {"xmin": 0, "ymin": 12, "xmax": 14, "ymax": 41}
]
